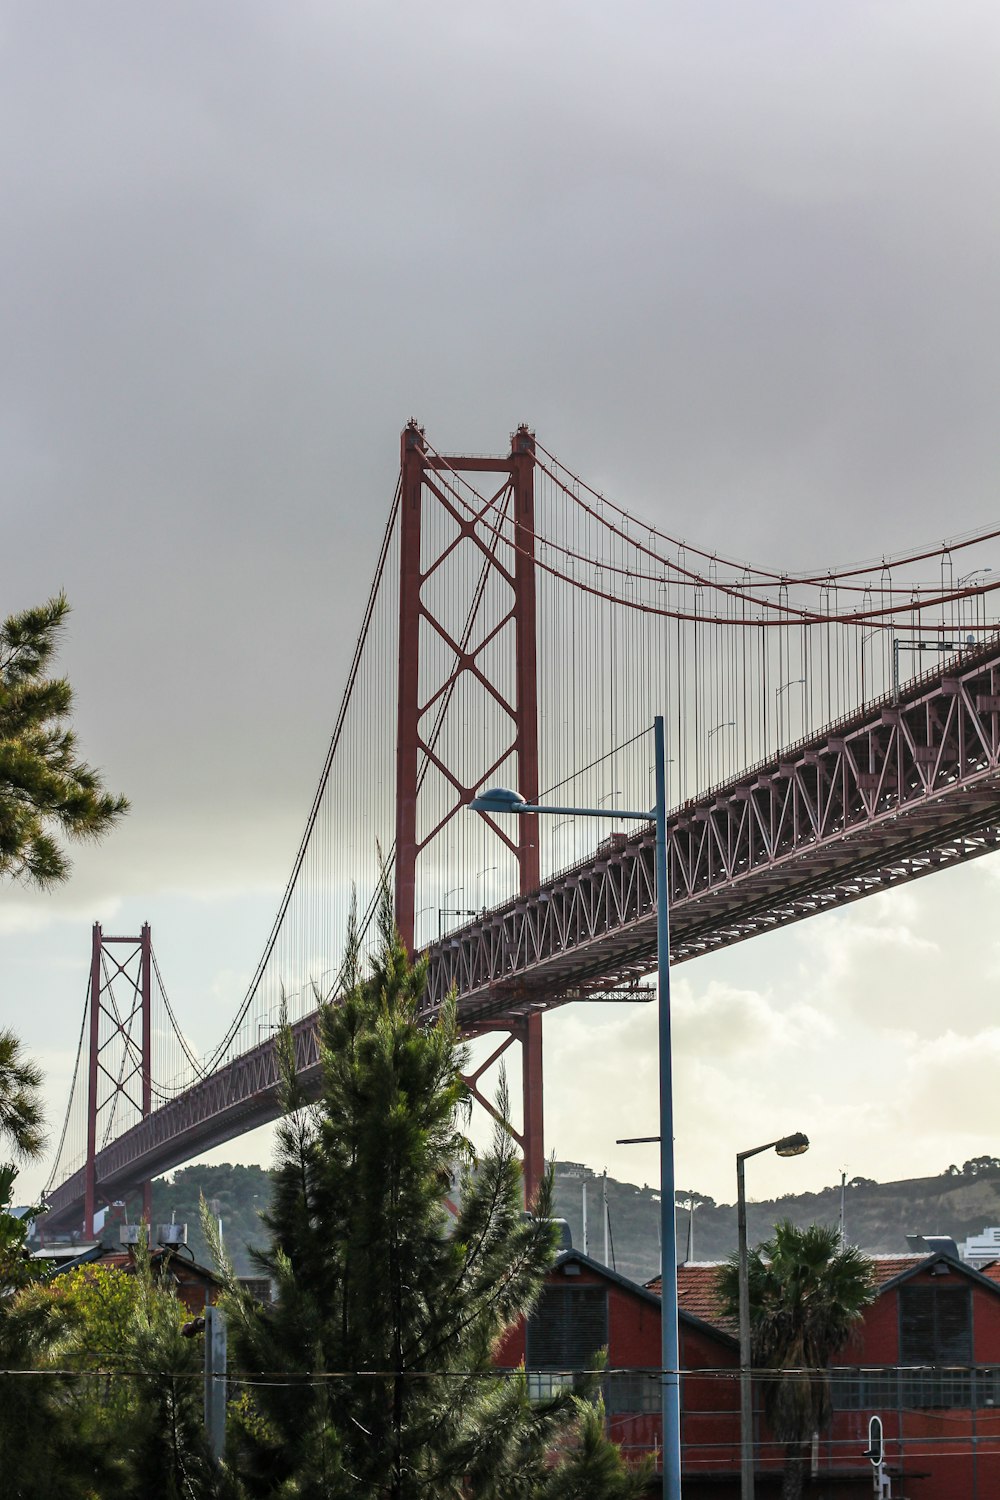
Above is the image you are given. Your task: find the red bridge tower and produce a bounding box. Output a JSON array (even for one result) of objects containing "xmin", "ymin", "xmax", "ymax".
[{"xmin": 394, "ymin": 422, "xmax": 544, "ymax": 1201}]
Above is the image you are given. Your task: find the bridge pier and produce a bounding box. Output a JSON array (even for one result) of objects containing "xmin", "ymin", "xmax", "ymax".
[
  {"xmin": 461, "ymin": 1013, "xmax": 545, "ymax": 1207},
  {"xmin": 519, "ymin": 1013, "xmax": 545, "ymax": 1205}
]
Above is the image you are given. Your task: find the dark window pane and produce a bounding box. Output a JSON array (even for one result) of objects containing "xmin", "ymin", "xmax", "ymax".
[
  {"xmin": 899, "ymin": 1285, "xmax": 971, "ymax": 1365},
  {"xmin": 527, "ymin": 1286, "xmax": 608, "ymax": 1371},
  {"xmin": 606, "ymin": 1370, "xmax": 660, "ymax": 1414},
  {"xmin": 900, "ymin": 1286, "xmax": 936, "ymax": 1363},
  {"xmin": 937, "ymin": 1288, "xmax": 973, "ymax": 1364}
]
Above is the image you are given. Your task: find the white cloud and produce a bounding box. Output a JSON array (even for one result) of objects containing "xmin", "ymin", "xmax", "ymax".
[{"xmin": 0, "ymin": 892, "xmax": 121, "ymax": 937}]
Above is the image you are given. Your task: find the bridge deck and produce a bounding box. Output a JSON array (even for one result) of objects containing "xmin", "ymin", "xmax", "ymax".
[{"xmin": 44, "ymin": 641, "xmax": 1000, "ymax": 1228}]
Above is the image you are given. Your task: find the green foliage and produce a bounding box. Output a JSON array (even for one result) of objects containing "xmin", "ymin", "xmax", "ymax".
[
  {"xmin": 0, "ymin": 1028, "xmax": 45, "ymax": 1159},
  {"xmin": 217, "ymin": 891, "xmax": 643, "ymax": 1498},
  {"xmin": 0, "ymin": 591, "xmax": 128, "ymax": 887},
  {"xmin": 445, "ymin": 1376, "xmax": 649, "ymax": 1500},
  {"xmin": 717, "ymin": 1220, "xmax": 875, "ymax": 1500},
  {"xmin": 538, "ymin": 1398, "xmax": 651, "ymax": 1500},
  {"xmin": 961, "ymin": 1156, "xmax": 1000, "ymax": 1177},
  {"xmin": 0, "ymin": 1162, "xmax": 44, "ymax": 1288},
  {"xmin": 32, "ymin": 1238, "xmax": 224, "ymax": 1499},
  {"xmin": 121, "ymin": 1241, "xmax": 222, "ymax": 1500},
  {"xmin": 0, "ymin": 1167, "xmax": 110, "ymax": 1498}
]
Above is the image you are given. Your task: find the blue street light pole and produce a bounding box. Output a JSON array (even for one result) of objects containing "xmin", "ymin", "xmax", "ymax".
[{"xmin": 470, "ymin": 714, "xmax": 681, "ymax": 1499}]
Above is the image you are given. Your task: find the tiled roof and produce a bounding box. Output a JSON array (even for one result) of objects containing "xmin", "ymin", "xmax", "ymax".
[
  {"xmin": 648, "ymin": 1254, "xmax": 936, "ymax": 1332},
  {"xmin": 646, "ymin": 1264, "xmax": 736, "ymax": 1333},
  {"xmin": 867, "ymin": 1255, "xmax": 926, "ymax": 1288}
]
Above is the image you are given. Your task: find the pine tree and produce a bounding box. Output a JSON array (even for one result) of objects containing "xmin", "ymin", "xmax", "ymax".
[
  {"xmin": 217, "ymin": 892, "xmax": 647, "ymax": 1499},
  {"xmin": 121, "ymin": 1240, "xmax": 226, "ymax": 1500},
  {"xmin": 0, "ymin": 1027, "xmax": 45, "ymax": 1159},
  {"xmin": 0, "ymin": 592, "xmax": 128, "ymax": 887}
]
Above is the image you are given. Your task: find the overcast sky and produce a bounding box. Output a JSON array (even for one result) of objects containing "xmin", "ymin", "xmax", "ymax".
[{"xmin": 4, "ymin": 2, "xmax": 1000, "ymax": 1219}]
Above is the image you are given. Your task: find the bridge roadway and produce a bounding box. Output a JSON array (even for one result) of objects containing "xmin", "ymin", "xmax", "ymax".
[{"xmin": 45, "ymin": 640, "xmax": 1000, "ymax": 1229}]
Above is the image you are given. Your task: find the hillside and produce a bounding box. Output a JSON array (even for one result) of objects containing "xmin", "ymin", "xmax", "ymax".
[
  {"xmin": 552, "ymin": 1155, "xmax": 1000, "ymax": 1284},
  {"xmin": 130, "ymin": 1163, "xmax": 273, "ymax": 1276},
  {"xmin": 140, "ymin": 1155, "xmax": 1000, "ymax": 1285}
]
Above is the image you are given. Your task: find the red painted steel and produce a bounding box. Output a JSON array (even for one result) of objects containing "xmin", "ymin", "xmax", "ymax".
[
  {"xmin": 84, "ymin": 923, "xmax": 101, "ymax": 1237},
  {"xmin": 49, "ymin": 1017, "xmax": 323, "ymax": 1223},
  {"xmin": 391, "ymin": 422, "xmax": 545, "ymax": 1201},
  {"xmin": 425, "ymin": 640, "xmax": 1000, "ymax": 1020},
  {"xmin": 45, "ymin": 641, "xmax": 1000, "ymax": 1231},
  {"xmin": 511, "ymin": 424, "xmax": 544, "ymax": 1203},
  {"xmin": 82, "ymin": 924, "xmax": 153, "ymax": 1237},
  {"xmin": 393, "ymin": 421, "xmax": 425, "ymax": 953}
]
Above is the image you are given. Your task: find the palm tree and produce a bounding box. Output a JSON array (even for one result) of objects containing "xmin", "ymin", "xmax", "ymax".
[
  {"xmin": 717, "ymin": 1220, "xmax": 875, "ymax": 1500},
  {"xmin": 0, "ymin": 1028, "xmax": 44, "ymax": 1159}
]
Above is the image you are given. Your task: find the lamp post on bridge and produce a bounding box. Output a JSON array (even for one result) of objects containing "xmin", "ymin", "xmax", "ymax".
[
  {"xmin": 706, "ymin": 721, "xmax": 735, "ymax": 785},
  {"xmin": 439, "ymin": 886, "xmax": 476, "ymax": 943},
  {"xmin": 774, "ymin": 677, "xmax": 805, "ymax": 748},
  {"xmin": 470, "ymin": 714, "xmax": 681, "ymax": 1500}
]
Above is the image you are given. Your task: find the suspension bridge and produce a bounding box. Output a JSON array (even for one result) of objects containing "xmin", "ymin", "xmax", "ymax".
[{"xmin": 42, "ymin": 423, "xmax": 1000, "ymax": 1235}]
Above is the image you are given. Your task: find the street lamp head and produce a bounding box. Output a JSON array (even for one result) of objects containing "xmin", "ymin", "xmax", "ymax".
[
  {"xmin": 775, "ymin": 1131, "xmax": 810, "ymax": 1158},
  {"xmin": 469, "ymin": 786, "xmax": 527, "ymax": 814}
]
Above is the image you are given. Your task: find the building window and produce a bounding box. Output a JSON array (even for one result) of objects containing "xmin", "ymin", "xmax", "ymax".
[
  {"xmin": 899, "ymin": 1284, "xmax": 972, "ymax": 1366},
  {"xmin": 605, "ymin": 1370, "xmax": 660, "ymax": 1414},
  {"xmin": 832, "ymin": 1365, "xmax": 1000, "ymax": 1412},
  {"xmin": 525, "ymin": 1285, "xmax": 608, "ymax": 1398}
]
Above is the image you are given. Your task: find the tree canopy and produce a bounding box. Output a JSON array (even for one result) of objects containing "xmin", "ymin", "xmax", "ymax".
[{"xmin": 0, "ymin": 592, "xmax": 128, "ymax": 887}]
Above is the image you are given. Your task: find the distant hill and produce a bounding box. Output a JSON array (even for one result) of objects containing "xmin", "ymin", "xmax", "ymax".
[
  {"xmin": 552, "ymin": 1155, "xmax": 1000, "ymax": 1284},
  {"xmin": 143, "ymin": 1154, "xmax": 1000, "ymax": 1285}
]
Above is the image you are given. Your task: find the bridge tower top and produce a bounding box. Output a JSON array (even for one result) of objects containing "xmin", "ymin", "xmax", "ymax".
[{"xmin": 394, "ymin": 423, "xmax": 540, "ymax": 949}]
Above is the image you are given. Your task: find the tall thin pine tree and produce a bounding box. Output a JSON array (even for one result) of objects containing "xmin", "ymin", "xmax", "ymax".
[{"xmin": 217, "ymin": 888, "xmax": 648, "ymax": 1499}]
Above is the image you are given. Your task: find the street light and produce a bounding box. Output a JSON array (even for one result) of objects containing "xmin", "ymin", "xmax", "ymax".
[
  {"xmin": 707, "ymin": 721, "xmax": 735, "ymax": 784},
  {"xmin": 774, "ymin": 678, "xmax": 805, "ymax": 749},
  {"xmin": 737, "ymin": 1131, "xmax": 810, "ymax": 1500},
  {"xmin": 470, "ymin": 716, "xmax": 681, "ymax": 1500},
  {"xmin": 958, "ymin": 569, "xmax": 992, "ymax": 639}
]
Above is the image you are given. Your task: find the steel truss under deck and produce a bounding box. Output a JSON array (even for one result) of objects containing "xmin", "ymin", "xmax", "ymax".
[{"xmin": 431, "ymin": 641, "xmax": 1000, "ymax": 1022}]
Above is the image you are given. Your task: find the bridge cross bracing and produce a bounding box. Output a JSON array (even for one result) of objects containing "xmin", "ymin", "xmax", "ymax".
[{"xmin": 42, "ymin": 426, "xmax": 1000, "ymax": 1233}]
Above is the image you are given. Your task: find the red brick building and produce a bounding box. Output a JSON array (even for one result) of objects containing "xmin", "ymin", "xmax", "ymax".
[
  {"xmin": 497, "ymin": 1247, "xmax": 1000, "ymax": 1496},
  {"xmin": 495, "ymin": 1249, "xmax": 742, "ymax": 1488},
  {"xmin": 655, "ymin": 1251, "xmax": 1000, "ymax": 1498}
]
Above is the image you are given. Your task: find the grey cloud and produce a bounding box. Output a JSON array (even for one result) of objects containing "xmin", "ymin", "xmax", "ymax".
[{"xmin": 5, "ymin": 0, "xmax": 1000, "ymax": 1201}]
